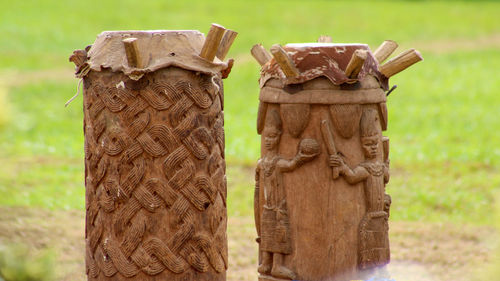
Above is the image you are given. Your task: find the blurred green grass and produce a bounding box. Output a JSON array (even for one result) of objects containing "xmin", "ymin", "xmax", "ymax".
[
  {"xmin": 0, "ymin": 0, "xmax": 498, "ymax": 69},
  {"xmin": 0, "ymin": 0, "xmax": 499, "ymax": 225},
  {"xmin": 0, "ymin": 83, "xmax": 10, "ymax": 128},
  {"xmin": 0, "ymin": 244, "xmax": 56, "ymax": 281}
]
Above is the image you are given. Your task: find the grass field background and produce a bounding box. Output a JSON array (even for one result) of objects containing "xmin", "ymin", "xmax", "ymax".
[{"xmin": 0, "ymin": 0, "xmax": 499, "ymax": 280}]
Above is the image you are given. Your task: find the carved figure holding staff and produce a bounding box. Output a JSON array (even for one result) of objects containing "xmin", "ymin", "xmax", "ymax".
[
  {"xmin": 251, "ymin": 37, "xmax": 422, "ymax": 281},
  {"xmin": 329, "ymin": 108, "xmax": 391, "ymax": 270},
  {"xmin": 255, "ymin": 109, "xmax": 319, "ymax": 280}
]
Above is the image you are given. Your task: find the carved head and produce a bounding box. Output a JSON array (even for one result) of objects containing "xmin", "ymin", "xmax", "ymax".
[
  {"xmin": 360, "ymin": 109, "xmax": 380, "ymax": 159},
  {"xmin": 384, "ymin": 194, "xmax": 392, "ymax": 217},
  {"xmin": 263, "ymin": 109, "xmax": 282, "ymax": 151}
]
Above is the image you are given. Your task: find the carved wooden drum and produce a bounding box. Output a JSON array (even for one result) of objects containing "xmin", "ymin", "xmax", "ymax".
[
  {"xmin": 70, "ymin": 29, "xmax": 235, "ymax": 281},
  {"xmin": 252, "ymin": 42, "xmax": 421, "ymax": 281}
]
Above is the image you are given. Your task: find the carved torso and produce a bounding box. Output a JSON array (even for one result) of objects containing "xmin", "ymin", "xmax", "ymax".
[
  {"xmin": 261, "ymin": 155, "xmax": 283, "ymax": 209},
  {"xmin": 360, "ymin": 161, "xmax": 386, "ymax": 213},
  {"xmin": 258, "ymin": 156, "xmax": 292, "ymax": 255}
]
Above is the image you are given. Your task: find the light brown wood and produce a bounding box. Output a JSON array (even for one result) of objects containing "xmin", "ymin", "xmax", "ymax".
[
  {"xmin": 320, "ymin": 119, "xmax": 340, "ymax": 179},
  {"xmin": 122, "ymin": 38, "xmax": 143, "ymax": 68},
  {"xmin": 200, "ymin": 23, "xmax": 226, "ymax": 61},
  {"xmin": 255, "ymin": 62, "xmax": 392, "ymax": 281},
  {"xmin": 256, "ymin": 109, "xmax": 319, "ymax": 280},
  {"xmin": 216, "ymin": 29, "xmax": 238, "ymax": 60},
  {"xmin": 329, "ymin": 104, "xmax": 362, "ymax": 139},
  {"xmin": 373, "ymin": 40, "xmax": 398, "ymax": 63},
  {"xmin": 378, "ymin": 102, "xmax": 388, "ymax": 131},
  {"xmin": 260, "ymin": 86, "xmax": 386, "ymax": 104},
  {"xmin": 379, "ymin": 48, "xmax": 423, "ymax": 77},
  {"xmin": 252, "ymin": 41, "xmax": 424, "ymax": 280},
  {"xmin": 270, "ymin": 44, "xmax": 299, "ymax": 78},
  {"xmin": 280, "ymin": 104, "xmax": 310, "ymax": 138},
  {"xmin": 259, "ymin": 275, "xmax": 289, "ymax": 281},
  {"xmin": 82, "ymin": 67, "xmax": 228, "ymax": 281},
  {"xmin": 317, "ymin": 35, "xmax": 332, "ymax": 43},
  {"xmin": 344, "ymin": 49, "xmax": 367, "ymax": 79},
  {"xmin": 75, "ymin": 30, "xmax": 231, "ymax": 281},
  {"xmin": 257, "ymin": 101, "xmax": 269, "ymax": 134},
  {"xmin": 251, "ymin": 44, "xmax": 272, "ymax": 66},
  {"xmin": 255, "ymin": 83, "xmax": 391, "ymax": 280},
  {"xmin": 382, "ymin": 136, "xmax": 389, "ymax": 163}
]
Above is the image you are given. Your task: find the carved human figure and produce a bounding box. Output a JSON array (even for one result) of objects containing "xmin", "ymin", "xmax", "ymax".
[
  {"xmin": 255, "ymin": 109, "xmax": 320, "ymax": 280},
  {"xmin": 329, "ymin": 108, "xmax": 391, "ymax": 269}
]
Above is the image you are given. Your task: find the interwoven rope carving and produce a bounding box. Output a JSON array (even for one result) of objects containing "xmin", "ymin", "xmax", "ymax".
[{"xmin": 83, "ymin": 68, "xmax": 227, "ymax": 279}]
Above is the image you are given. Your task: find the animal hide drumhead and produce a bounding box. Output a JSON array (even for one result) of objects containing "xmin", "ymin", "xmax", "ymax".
[{"xmin": 329, "ymin": 104, "xmax": 362, "ymax": 139}]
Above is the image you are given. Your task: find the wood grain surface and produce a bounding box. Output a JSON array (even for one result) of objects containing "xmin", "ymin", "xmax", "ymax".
[
  {"xmin": 83, "ymin": 67, "xmax": 227, "ymax": 281},
  {"xmin": 255, "ymin": 75, "xmax": 391, "ymax": 281}
]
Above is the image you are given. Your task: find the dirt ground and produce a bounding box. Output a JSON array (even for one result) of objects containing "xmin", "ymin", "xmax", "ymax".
[{"xmin": 0, "ymin": 206, "xmax": 496, "ymax": 281}]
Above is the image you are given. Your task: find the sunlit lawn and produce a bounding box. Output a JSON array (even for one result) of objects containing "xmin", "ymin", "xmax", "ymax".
[{"xmin": 0, "ymin": 0, "xmax": 499, "ymax": 225}]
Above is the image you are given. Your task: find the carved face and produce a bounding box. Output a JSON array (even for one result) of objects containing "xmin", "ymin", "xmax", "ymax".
[
  {"xmin": 384, "ymin": 194, "xmax": 392, "ymax": 213},
  {"xmin": 361, "ymin": 135, "xmax": 379, "ymax": 159},
  {"xmin": 263, "ymin": 127, "xmax": 281, "ymax": 151}
]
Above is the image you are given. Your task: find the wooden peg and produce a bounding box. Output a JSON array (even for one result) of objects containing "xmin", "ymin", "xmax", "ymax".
[
  {"xmin": 344, "ymin": 49, "xmax": 367, "ymax": 79},
  {"xmin": 394, "ymin": 48, "xmax": 416, "ymax": 59},
  {"xmin": 379, "ymin": 49, "xmax": 423, "ymax": 77},
  {"xmin": 373, "ymin": 40, "xmax": 398, "ymax": 63},
  {"xmin": 200, "ymin": 23, "xmax": 226, "ymax": 61},
  {"xmin": 317, "ymin": 35, "xmax": 332, "ymax": 43},
  {"xmin": 251, "ymin": 44, "xmax": 272, "ymax": 66},
  {"xmin": 122, "ymin": 38, "xmax": 143, "ymax": 68},
  {"xmin": 216, "ymin": 29, "xmax": 238, "ymax": 61},
  {"xmin": 270, "ymin": 44, "xmax": 299, "ymax": 78}
]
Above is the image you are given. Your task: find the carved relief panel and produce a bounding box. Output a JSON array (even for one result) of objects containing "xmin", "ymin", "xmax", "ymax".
[{"xmin": 252, "ymin": 40, "xmax": 421, "ymax": 281}]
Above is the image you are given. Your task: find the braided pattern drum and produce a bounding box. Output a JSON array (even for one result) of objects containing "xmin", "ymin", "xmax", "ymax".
[{"xmin": 83, "ymin": 67, "xmax": 227, "ymax": 281}]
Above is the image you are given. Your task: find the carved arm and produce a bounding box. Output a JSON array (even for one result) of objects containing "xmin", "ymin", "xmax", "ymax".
[
  {"xmin": 342, "ymin": 165, "xmax": 370, "ymax": 184},
  {"xmin": 329, "ymin": 155, "xmax": 369, "ymax": 184},
  {"xmin": 278, "ymin": 138, "xmax": 320, "ymax": 172},
  {"xmin": 277, "ymin": 155, "xmax": 302, "ymax": 172}
]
